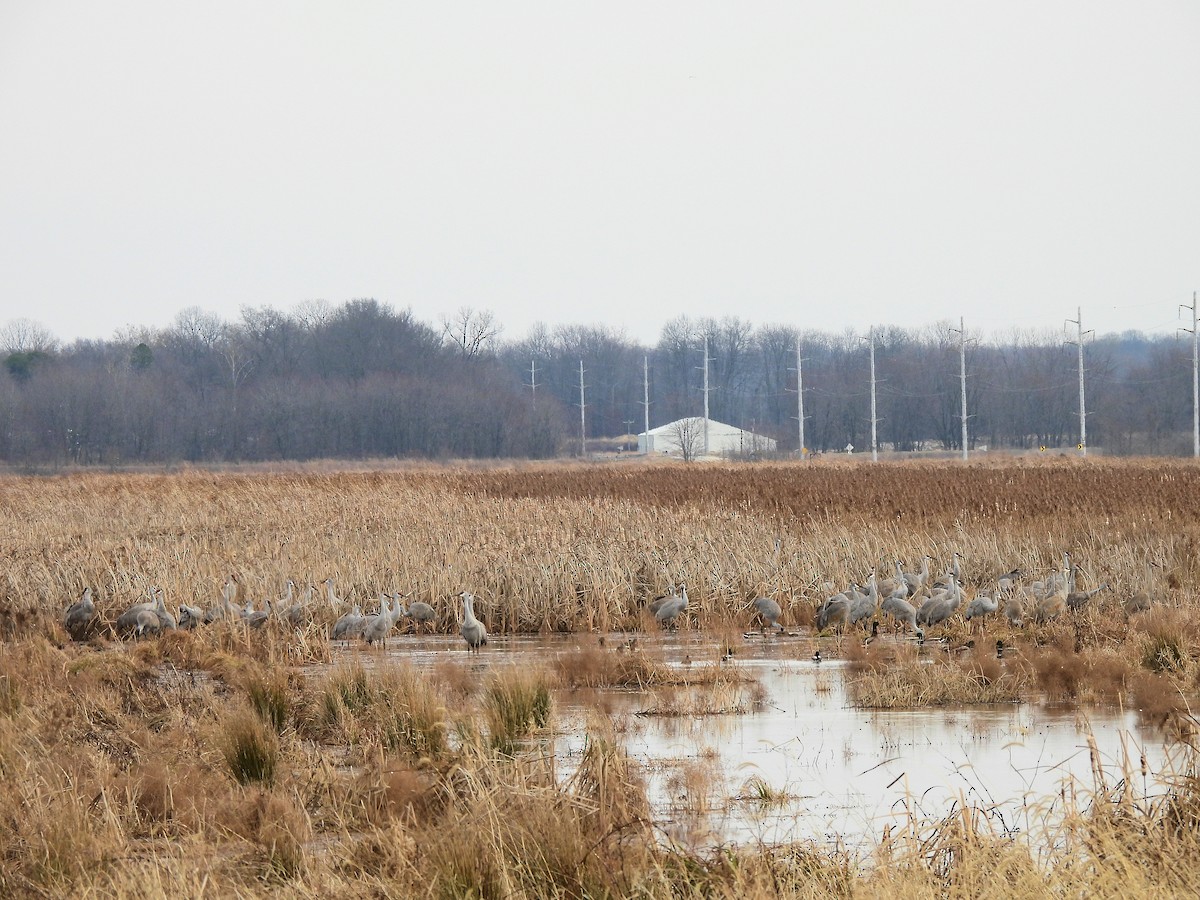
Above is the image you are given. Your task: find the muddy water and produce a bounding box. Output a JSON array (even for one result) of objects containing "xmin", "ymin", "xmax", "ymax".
[{"xmin": 341, "ymin": 631, "xmax": 1177, "ymax": 850}]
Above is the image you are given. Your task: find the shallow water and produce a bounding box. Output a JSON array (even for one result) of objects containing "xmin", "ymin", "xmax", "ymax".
[{"xmin": 337, "ymin": 630, "xmax": 1178, "ymax": 850}]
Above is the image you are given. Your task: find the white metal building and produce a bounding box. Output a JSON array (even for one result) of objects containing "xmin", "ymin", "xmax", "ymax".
[{"xmin": 638, "ymin": 417, "xmax": 777, "ymax": 458}]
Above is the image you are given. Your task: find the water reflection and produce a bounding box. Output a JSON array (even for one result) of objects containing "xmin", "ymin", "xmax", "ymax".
[{"xmin": 338, "ymin": 631, "xmax": 1175, "ymax": 849}]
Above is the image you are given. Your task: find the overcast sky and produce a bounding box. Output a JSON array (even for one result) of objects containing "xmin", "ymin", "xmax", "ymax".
[{"xmin": 1, "ymin": 2, "xmax": 1197, "ymax": 347}]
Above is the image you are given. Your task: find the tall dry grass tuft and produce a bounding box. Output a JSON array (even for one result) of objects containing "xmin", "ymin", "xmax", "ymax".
[
  {"xmin": 312, "ymin": 662, "xmax": 448, "ymax": 760},
  {"xmin": 567, "ymin": 716, "xmax": 651, "ymax": 836},
  {"xmin": 240, "ymin": 788, "xmax": 310, "ymax": 880},
  {"xmin": 554, "ymin": 643, "xmax": 671, "ymax": 688},
  {"xmin": 849, "ymin": 648, "xmax": 1027, "ymax": 708},
  {"xmin": 218, "ymin": 706, "xmax": 280, "ymax": 785},
  {"xmin": 483, "ymin": 667, "xmax": 553, "ymax": 753},
  {"xmin": 1027, "ymin": 646, "xmax": 1134, "ymax": 703},
  {"xmin": 421, "ymin": 736, "xmax": 656, "ymax": 899},
  {"xmin": 239, "ymin": 666, "xmax": 294, "ymax": 733}
]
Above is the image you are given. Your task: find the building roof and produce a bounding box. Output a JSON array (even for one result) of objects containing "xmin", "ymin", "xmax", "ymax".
[{"xmin": 642, "ymin": 417, "xmax": 770, "ymax": 438}]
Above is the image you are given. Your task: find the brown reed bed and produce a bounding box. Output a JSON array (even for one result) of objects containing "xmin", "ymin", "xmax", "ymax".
[
  {"xmin": 848, "ymin": 646, "xmax": 1029, "ymax": 708},
  {"xmin": 6, "ymin": 460, "xmax": 1200, "ymax": 894},
  {"xmin": 6, "ymin": 630, "xmax": 1200, "ymax": 897},
  {"xmin": 4, "ymin": 459, "xmax": 1199, "ymax": 640}
]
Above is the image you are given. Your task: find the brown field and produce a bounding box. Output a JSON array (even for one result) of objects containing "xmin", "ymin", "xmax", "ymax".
[{"xmin": 5, "ymin": 457, "xmax": 1200, "ymax": 897}]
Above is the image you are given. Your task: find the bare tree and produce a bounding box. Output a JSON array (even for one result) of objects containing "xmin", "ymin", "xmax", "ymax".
[
  {"xmin": 0, "ymin": 318, "xmax": 59, "ymax": 355},
  {"xmin": 295, "ymin": 299, "xmax": 333, "ymax": 333},
  {"xmin": 666, "ymin": 417, "xmax": 705, "ymax": 462},
  {"xmin": 441, "ymin": 307, "xmax": 501, "ymax": 359}
]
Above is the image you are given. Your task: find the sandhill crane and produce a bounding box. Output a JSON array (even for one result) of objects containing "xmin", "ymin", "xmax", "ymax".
[
  {"xmin": 245, "ymin": 600, "xmax": 272, "ymax": 629},
  {"xmin": 848, "ymin": 578, "xmax": 878, "ymax": 627},
  {"xmin": 278, "ymin": 579, "xmax": 306, "ymax": 626},
  {"xmin": 878, "ymin": 561, "xmax": 909, "ymax": 601},
  {"xmin": 648, "ymin": 583, "xmax": 683, "ymax": 616},
  {"xmin": 1045, "ymin": 553, "xmax": 1072, "ymax": 594},
  {"xmin": 1033, "ymin": 588, "xmax": 1067, "ymax": 623},
  {"xmin": 1004, "ymin": 592, "xmax": 1026, "ymax": 628},
  {"xmin": 331, "ymin": 603, "xmax": 364, "ymax": 642},
  {"xmin": 918, "ymin": 574, "xmax": 961, "ymax": 629},
  {"xmin": 116, "ymin": 600, "xmax": 162, "ymax": 638},
  {"xmin": 288, "ymin": 580, "xmax": 322, "ymax": 626},
  {"xmin": 879, "ymin": 593, "xmax": 910, "ymax": 633},
  {"xmin": 996, "ymin": 568, "xmax": 1023, "ymax": 593},
  {"xmin": 324, "ymin": 577, "xmax": 346, "ymax": 610},
  {"xmin": 362, "ymin": 594, "xmax": 395, "ymax": 646},
  {"xmin": 151, "ymin": 588, "xmax": 177, "ymax": 631},
  {"xmin": 931, "ymin": 555, "xmax": 965, "ymax": 599},
  {"xmin": 816, "ymin": 586, "xmax": 852, "ymax": 632},
  {"xmin": 964, "ymin": 591, "xmax": 999, "ymax": 624},
  {"xmin": 63, "ymin": 587, "xmax": 97, "ymax": 641},
  {"xmin": 404, "ymin": 598, "xmax": 437, "ymax": 633},
  {"xmin": 902, "ymin": 556, "xmax": 932, "ymax": 595},
  {"xmin": 460, "ymin": 591, "xmax": 487, "ymax": 652},
  {"xmin": 1066, "ymin": 584, "xmax": 1108, "ymax": 611},
  {"xmin": 752, "ymin": 595, "xmax": 783, "ymax": 633},
  {"xmin": 178, "ymin": 603, "xmax": 204, "ymax": 630},
  {"xmin": 205, "ymin": 577, "xmax": 239, "ymax": 623},
  {"xmin": 1124, "ymin": 592, "xmax": 1151, "ymax": 617},
  {"xmin": 654, "ymin": 583, "xmax": 689, "ymax": 629}
]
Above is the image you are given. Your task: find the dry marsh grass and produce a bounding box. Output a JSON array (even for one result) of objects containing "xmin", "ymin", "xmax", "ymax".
[
  {"xmin": 5, "ymin": 630, "xmax": 1200, "ymax": 896},
  {"xmin": 849, "ymin": 649, "xmax": 1028, "ymax": 708},
  {"xmin": 6, "ymin": 459, "xmax": 1200, "ymax": 895},
  {"xmin": 4, "ymin": 459, "xmax": 1200, "ymax": 639}
]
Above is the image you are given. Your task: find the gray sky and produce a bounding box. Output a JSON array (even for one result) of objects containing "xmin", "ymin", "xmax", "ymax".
[{"xmin": 1, "ymin": 1, "xmax": 1197, "ymax": 346}]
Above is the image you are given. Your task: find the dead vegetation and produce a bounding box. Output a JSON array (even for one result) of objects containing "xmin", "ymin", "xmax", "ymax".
[
  {"xmin": 4, "ymin": 459, "xmax": 1200, "ymax": 894},
  {"xmin": 5, "ymin": 631, "xmax": 1200, "ymax": 897}
]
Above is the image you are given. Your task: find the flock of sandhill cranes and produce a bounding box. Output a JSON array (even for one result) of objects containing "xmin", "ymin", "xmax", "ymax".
[
  {"xmin": 62, "ymin": 576, "xmax": 487, "ymax": 653},
  {"xmin": 811, "ymin": 551, "xmax": 1140, "ymax": 641},
  {"xmin": 60, "ymin": 551, "xmax": 1148, "ymax": 655}
]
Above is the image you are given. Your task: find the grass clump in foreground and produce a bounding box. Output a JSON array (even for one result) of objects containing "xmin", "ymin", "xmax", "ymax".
[
  {"xmin": 484, "ymin": 667, "xmax": 552, "ymax": 752},
  {"xmin": 848, "ymin": 649, "xmax": 1027, "ymax": 708},
  {"xmin": 219, "ymin": 707, "xmax": 280, "ymax": 785},
  {"xmin": 8, "ymin": 635, "xmax": 1200, "ymax": 896},
  {"xmin": 314, "ymin": 661, "xmax": 448, "ymax": 760}
]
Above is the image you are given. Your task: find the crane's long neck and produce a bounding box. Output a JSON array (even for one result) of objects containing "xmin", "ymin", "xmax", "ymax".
[
  {"xmin": 326, "ymin": 580, "xmax": 337, "ymax": 604},
  {"xmin": 921, "ymin": 557, "xmax": 930, "ymax": 581}
]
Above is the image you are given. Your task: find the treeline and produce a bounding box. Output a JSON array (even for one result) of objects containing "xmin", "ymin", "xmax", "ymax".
[{"xmin": 0, "ymin": 301, "xmax": 1192, "ymax": 465}]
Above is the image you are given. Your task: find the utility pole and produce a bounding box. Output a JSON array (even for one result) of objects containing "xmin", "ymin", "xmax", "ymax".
[
  {"xmin": 788, "ymin": 335, "xmax": 808, "ymax": 458},
  {"xmin": 1181, "ymin": 292, "xmax": 1199, "ymax": 458},
  {"xmin": 697, "ymin": 332, "xmax": 711, "ymax": 457},
  {"xmin": 528, "ymin": 359, "xmax": 537, "ymax": 410},
  {"xmin": 864, "ymin": 327, "xmax": 879, "ymax": 463},
  {"xmin": 1065, "ymin": 307, "xmax": 1091, "ymax": 456},
  {"xmin": 640, "ymin": 355, "xmax": 650, "ymax": 453},
  {"xmin": 578, "ymin": 359, "xmax": 586, "ymax": 458},
  {"xmin": 950, "ymin": 317, "xmax": 969, "ymax": 461}
]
